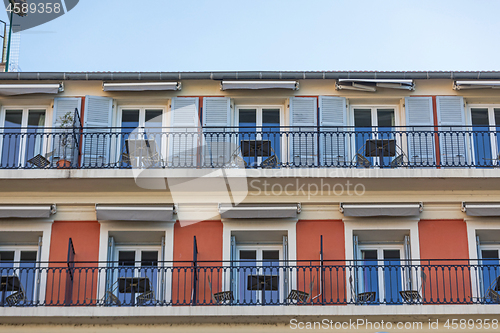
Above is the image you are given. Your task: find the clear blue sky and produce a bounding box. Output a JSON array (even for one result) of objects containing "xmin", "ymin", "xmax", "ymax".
[{"xmin": 3, "ymin": 0, "xmax": 500, "ymax": 72}]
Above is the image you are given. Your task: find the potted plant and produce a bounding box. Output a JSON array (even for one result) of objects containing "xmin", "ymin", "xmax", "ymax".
[{"xmin": 55, "ymin": 111, "xmax": 77, "ymax": 168}]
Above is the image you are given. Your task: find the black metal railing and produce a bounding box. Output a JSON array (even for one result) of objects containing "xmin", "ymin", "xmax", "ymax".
[
  {"xmin": 0, "ymin": 126, "xmax": 498, "ymax": 169},
  {"xmin": 0, "ymin": 260, "xmax": 498, "ymax": 306}
]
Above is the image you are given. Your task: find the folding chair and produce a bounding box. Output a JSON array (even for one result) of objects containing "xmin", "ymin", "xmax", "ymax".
[
  {"xmin": 287, "ymin": 276, "xmax": 315, "ymax": 304},
  {"xmin": 207, "ymin": 275, "xmax": 233, "ymax": 304}
]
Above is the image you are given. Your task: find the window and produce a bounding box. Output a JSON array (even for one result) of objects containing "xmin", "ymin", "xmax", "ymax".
[
  {"xmin": 469, "ymin": 106, "xmax": 500, "ymax": 166},
  {"xmin": 117, "ymin": 107, "xmax": 165, "ymax": 168},
  {"xmin": 350, "ymin": 106, "xmax": 399, "ymax": 167},
  {"xmin": 235, "ymin": 106, "xmax": 283, "ymax": 168},
  {"xmin": 101, "ymin": 229, "xmax": 171, "ymax": 306},
  {"xmin": 0, "ymin": 107, "xmax": 49, "ymax": 168},
  {"xmin": 0, "ymin": 246, "xmax": 39, "ymax": 305},
  {"xmin": 475, "ymin": 231, "xmax": 500, "ymax": 301}
]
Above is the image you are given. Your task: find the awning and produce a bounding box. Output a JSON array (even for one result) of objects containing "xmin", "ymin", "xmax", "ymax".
[
  {"xmin": 221, "ymin": 81, "xmax": 299, "ymax": 90},
  {"xmin": 462, "ymin": 202, "xmax": 500, "ymax": 216},
  {"xmin": 96, "ymin": 204, "xmax": 176, "ymax": 222},
  {"xmin": 453, "ymin": 80, "xmax": 500, "ymax": 90},
  {"xmin": 336, "ymin": 79, "xmax": 414, "ymax": 92},
  {"xmin": 219, "ymin": 203, "xmax": 301, "ymax": 219},
  {"xmin": 340, "ymin": 202, "xmax": 422, "ymax": 217},
  {"xmin": 0, "ymin": 205, "xmax": 56, "ymax": 219},
  {"xmin": 0, "ymin": 83, "xmax": 63, "ymax": 95},
  {"xmin": 102, "ymin": 82, "xmax": 181, "ymax": 91}
]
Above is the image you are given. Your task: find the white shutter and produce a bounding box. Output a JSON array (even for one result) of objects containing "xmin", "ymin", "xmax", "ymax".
[
  {"xmin": 202, "ymin": 97, "xmax": 231, "ymax": 167},
  {"xmin": 170, "ymin": 97, "xmax": 199, "ymax": 167},
  {"xmin": 290, "ymin": 97, "xmax": 317, "ymax": 166},
  {"xmin": 436, "ymin": 96, "xmax": 467, "ymax": 166},
  {"xmin": 319, "ymin": 96, "xmax": 347, "ymax": 165},
  {"xmin": 82, "ymin": 96, "xmax": 113, "ymax": 167},
  {"xmin": 52, "ymin": 98, "xmax": 82, "ymax": 162},
  {"xmin": 405, "ymin": 97, "xmax": 436, "ymax": 166},
  {"xmin": 403, "ymin": 235, "xmax": 412, "ymax": 290}
]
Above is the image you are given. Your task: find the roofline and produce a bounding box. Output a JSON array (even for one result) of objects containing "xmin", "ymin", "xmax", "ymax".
[{"xmin": 0, "ymin": 71, "xmax": 499, "ymax": 81}]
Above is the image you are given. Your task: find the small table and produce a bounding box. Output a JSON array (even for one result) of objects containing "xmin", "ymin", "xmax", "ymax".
[
  {"xmin": 247, "ymin": 275, "xmax": 279, "ymax": 305},
  {"xmin": 118, "ymin": 277, "xmax": 151, "ymax": 306},
  {"xmin": 364, "ymin": 139, "xmax": 396, "ymax": 157},
  {"xmin": 241, "ymin": 140, "xmax": 272, "ymax": 158},
  {"xmin": 0, "ymin": 276, "xmax": 21, "ymax": 306}
]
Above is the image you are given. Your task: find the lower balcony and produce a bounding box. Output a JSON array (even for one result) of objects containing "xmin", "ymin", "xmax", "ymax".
[{"xmin": 0, "ymin": 260, "xmax": 499, "ymax": 307}]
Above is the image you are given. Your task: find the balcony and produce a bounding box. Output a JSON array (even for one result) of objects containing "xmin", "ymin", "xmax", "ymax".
[
  {"xmin": 0, "ymin": 260, "xmax": 498, "ymax": 307},
  {"xmin": 0, "ymin": 126, "xmax": 498, "ymax": 170}
]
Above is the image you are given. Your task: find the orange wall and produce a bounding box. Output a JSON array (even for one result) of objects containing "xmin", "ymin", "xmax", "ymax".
[
  {"xmin": 46, "ymin": 221, "xmax": 100, "ymax": 305},
  {"xmin": 419, "ymin": 219, "xmax": 471, "ymax": 303},
  {"xmin": 172, "ymin": 220, "xmax": 223, "ymax": 305},
  {"xmin": 296, "ymin": 220, "xmax": 345, "ymax": 304}
]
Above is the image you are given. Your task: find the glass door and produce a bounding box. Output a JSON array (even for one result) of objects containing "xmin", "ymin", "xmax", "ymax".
[
  {"xmin": 470, "ymin": 107, "xmax": 500, "ymax": 167},
  {"xmin": 237, "ymin": 107, "xmax": 281, "ymax": 168},
  {"xmin": 119, "ymin": 108, "xmax": 163, "ymax": 168},
  {"xmin": 353, "ymin": 107, "xmax": 396, "ymax": 167},
  {"xmin": 237, "ymin": 247, "xmax": 281, "ymax": 305},
  {"xmin": 359, "ymin": 248, "xmax": 402, "ymax": 304},
  {"xmin": 1, "ymin": 109, "xmax": 47, "ymax": 168},
  {"xmin": 0, "ymin": 248, "xmax": 38, "ymax": 305},
  {"xmin": 115, "ymin": 248, "xmax": 159, "ymax": 305},
  {"xmin": 481, "ymin": 249, "xmax": 499, "ymax": 302}
]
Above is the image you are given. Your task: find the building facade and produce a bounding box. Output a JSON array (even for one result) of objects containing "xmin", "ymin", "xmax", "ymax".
[{"xmin": 0, "ymin": 71, "xmax": 499, "ymax": 332}]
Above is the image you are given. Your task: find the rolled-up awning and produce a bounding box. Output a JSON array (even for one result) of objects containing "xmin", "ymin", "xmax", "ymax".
[
  {"xmin": 219, "ymin": 203, "xmax": 301, "ymax": 219},
  {"xmin": 0, "ymin": 83, "xmax": 63, "ymax": 95},
  {"xmin": 102, "ymin": 82, "xmax": 181, "ymax": 91},
  {"xmin": 462, "ymin": 202, "xmax": 500, "ymax": 216},
  {"xmin": 336, "ymin": 79, "xmax": 414, "ymax": 92},
  {"xmin": 96, "ymin": 204, "xmax": 176, "ymax": 222},
  {"xmin": 221, "ymin": 81, "xmax": 299, "ymax": 90},
  {"xmin": 0, "ymin": 205, "xmax": 56, "ymax": 218},
  {"xmin": 453, "ymin": 81, "xmax": 500, "ymax": 90},
  {"xmin": 340, "ymin": 202, "xmax": 422, "ymax": 217}
]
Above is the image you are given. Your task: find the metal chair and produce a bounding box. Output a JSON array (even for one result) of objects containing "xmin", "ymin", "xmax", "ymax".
[
  {"xmin": 27, "ymin": 150, "xmax": 54, "ymax": 168},
  {"xmin": 136, "ymin": 289, "xmax": 156, "ymax": 306},
  {"xmin": 207, "ymin": 275, "xmax": 233, "ymax": 304},
  {"xmin": 399, "ymin": 271, "xmax": 426, "ymax": 304},
  {"xmin": 484, "ymin": 275, "xmax": 500, "ymax": 303},
  {"xmin": 287, "ymin": 276, "xmax": 315, "ymax": 304},
  {"xmin": 5, "ymin": 290, "xmax": 25, "ymax": 306}
]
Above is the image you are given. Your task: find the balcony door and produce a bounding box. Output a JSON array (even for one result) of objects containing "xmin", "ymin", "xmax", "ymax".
[
  {"xmin": 0, "ymin": 247, "xmax": 38, "ymax": 305},
  {"xmin": 118, "ymin": 108, "xmax": 164, "ymax": 167},
  {"xmin": 352, "ymin": 107, "xmax": 396, "ymax": 167},
  {"xmin": 479, "ymin": 248, "xmax": 499, "ymax": 302},
  {"xmin": 357, "ymin": 246, "xmax": 403, "ymax": 304},
  {"xmin": 236, "ymin": 246, "xmax": 281, "ymax": 305},
  {"xmin": 469, "ymin": 107, "xmax": 500, "ymax": 167},
  {"xmin": 0, "ymin": 108, "xmax": 48, "ymax": 168},
  {"xmin": 112, "ymin": 247, "xmax": 159, "ymax": 305},
  {"xmin": 236, "ymin": 106, "xmax": 282, "ymax": 168}
]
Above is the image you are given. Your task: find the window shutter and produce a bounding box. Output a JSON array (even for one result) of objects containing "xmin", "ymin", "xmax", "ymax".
[
  {"xmin": 403, "ymin": 235, "xmax": 412, "ymax": 290},
  {"xmin": 405, "ymin": 97, "xmax": 436, "ymax": 166},
  {"xmin": 35, "ymin": 236, "xmax": 43, "ymax": 303},
  {"xmin": 106, "ymin": 236, "xmax": 116, "ymax": 294},
  {"xmin": 476, "ymin": 235, "xmax": 484, "ymax": 296},
  {"xmin": 52, "ymin": 98, "xmax": 82, "ymax": 163},
  {"xmin": 202, "ymin": 97, "xmax": 231, "ymax": 167},
  {"xmin": 82, "ymin": 96, "xmax": 113, "ymax": 167},
  {"xmin": 352, "ymin": 235, "xmax": 360, "ymax": 298},
  {"xmin": 230, "ymin": 235, "xmax": 237, "ymax": 297},
  {"xmin": 283, "ymin": 235, "xmax": 289, "ymax": 294},
  {"xmin": 290, "ymin": 97, "xmax": 317, "ymax": 166},
  {"xmin": 436, "ymin": 96, "xmax": 467, "ymax": 166},
  {"xmin": 159, "ymin": 236, "xmax": 166, "ymax": 302},
  {"xmin": 170, "ymin": 97, "xmax": 199, "ymax": 167},
  {"xmin": 319, "ymin": 96, "xmax": 347, "ymax": 165}
]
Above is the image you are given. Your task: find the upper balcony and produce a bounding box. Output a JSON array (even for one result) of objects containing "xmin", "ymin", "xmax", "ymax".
[{"xmin": 0, "ymin": 126, "xmax": 499, "ymax": 170}]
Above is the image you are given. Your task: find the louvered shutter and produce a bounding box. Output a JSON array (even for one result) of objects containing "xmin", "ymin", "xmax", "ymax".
[
  {"xmin": 52, "ymin": 98, "xmax": 82, "ymax": 164},
  {"xmin": 105, "ymin": 236, "xmax": 116, "ymax": 295},
  {"xmin": 290, "ymin": 97, "xmax": 317, "ymax": 166},
  {"xmin": 476, "ymin": 235, "xmax": 484, "ymax": 297},
  {"xmin": 283, "ymin": 235, "xmax": 289, "ymax": 295},
  {"xmin": 352, "ymin": 235, "xmax": 360, "ymax": 297},
  {"xmin": 230, "ymin": 235, "xmax": 237, "ymax": 298},
  {"xmin": 319, "ymin": 96, "xmax": 347, "ymax": 166},
  {"xmin": 403, "ymin": 235, "xmax": 412, "ymax": 290},
  {"xmin": 170, "ymin": 97, "xmax": 199, "ymax": 167},
  {"xmin": 405, "ymin": 97, "xmax": 436, "ymax": 166},
  {"xmin": 202, "ymin": 97, "xmax": 231, "ymax": 167},
  {"xmin": 436, "ymin": 96, "xmax": 467, "ymax": 166},
  {"xmin": 82, "ymin": 96, "xmax": 113, "ymax": 167}
]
